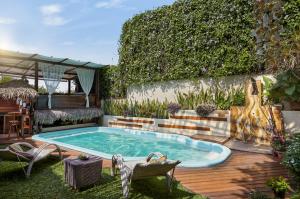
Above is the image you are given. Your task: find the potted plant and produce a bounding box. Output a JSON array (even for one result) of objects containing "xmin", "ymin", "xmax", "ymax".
[
  {"xmin": 271, "ymin": 133, "xmax": 287, "ymax": 160},
  {"xmin": 167, "ymin": 103, "xmax": 181, "ymax": 116},
  {"xmin": 78, "ymin": 153, "xmax": 89, "ymax": 161},
  {"xmin": 266, "ymin": 176, "xmax": 289, "ymax": 199},
  {"xmin": 195, "ymin": 104, "xmax": 216, "ymax": 117}
]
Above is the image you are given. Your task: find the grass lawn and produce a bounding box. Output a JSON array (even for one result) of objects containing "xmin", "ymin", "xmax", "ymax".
[{"xmin": 0, "ymin": 155, "xmax": 206, "ymax": 199}]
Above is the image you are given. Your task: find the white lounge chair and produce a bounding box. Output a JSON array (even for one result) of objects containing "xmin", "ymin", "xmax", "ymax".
[
  {"xmin": 111, "ymin": 152, "xmax": 181, "ymax": 198},
  {"xmin": 0, "ymin": 142, "xmax": 62, "ymax": 177}
]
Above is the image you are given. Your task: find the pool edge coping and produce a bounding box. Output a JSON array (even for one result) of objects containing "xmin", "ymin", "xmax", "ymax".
[{"xmin": 32, "ymin": 126, "xmax": 231, "ymax": 168}]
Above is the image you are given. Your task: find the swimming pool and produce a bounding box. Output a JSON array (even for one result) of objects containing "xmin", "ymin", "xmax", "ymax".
[{"xmin": 32, "ymin": 127, "xmax": 231, "ymax": 167}]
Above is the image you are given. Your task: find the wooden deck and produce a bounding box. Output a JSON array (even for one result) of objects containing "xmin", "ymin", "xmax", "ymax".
[
  {"xmin": 175, "ymin": 151, "xmax": 288, "ymax": 199},
  {"xmin": 0, "ymin": 136, "xmax": 288, "ymax": 199}
]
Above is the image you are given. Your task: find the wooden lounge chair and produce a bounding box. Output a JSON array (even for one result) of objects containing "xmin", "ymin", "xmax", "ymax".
[
  {"xmin": 0, "ymin": 142, "xmax": 62, "ymax": 177},
  {"xmin": 111, "ymin": 152, "xmax": 181, "ymax": 198}
]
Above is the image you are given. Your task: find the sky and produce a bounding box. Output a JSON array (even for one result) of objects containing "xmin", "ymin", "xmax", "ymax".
[
  {"xmin": 0, "ymin": 0, "xmax": 175, "ymax": 65},
  {"xmin": 0, "ymin": 0, "xmax": 175, "ymax": 92}
]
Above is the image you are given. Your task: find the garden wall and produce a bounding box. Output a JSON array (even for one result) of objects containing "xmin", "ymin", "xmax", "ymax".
[
  {"xmin": 282, "ymin": 111, "xmax": 300, "ymax": 133},
  {"xmin": 102, "ymin": 110, "xmax": 300, "ymax": 141},
  {"xmin": 127, "ymin": 74, "xmax": 274, "ymax": 103}
]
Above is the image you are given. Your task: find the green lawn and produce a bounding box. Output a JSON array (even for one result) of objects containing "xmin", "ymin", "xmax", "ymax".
[{"xmin": 0, "ymin": 156, "xmax": 206, "ymax": 199}]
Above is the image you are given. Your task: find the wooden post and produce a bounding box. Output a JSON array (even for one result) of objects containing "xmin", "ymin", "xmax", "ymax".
[
  {"xmin": 34, "ymin": 62, "xmax": 38, "ymax": 91},
  {"xmin": 68, "ymin": 79, "xmax": 71, "ymax": 95},
  {"xmin": 95, "ymin": 69, "xmax": 100, "ymax": 107}
]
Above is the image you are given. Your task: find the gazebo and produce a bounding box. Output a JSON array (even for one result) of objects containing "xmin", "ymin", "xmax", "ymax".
[{"xmin": 0, "ymin": 49, "xmax": 105, "ymax": 133}]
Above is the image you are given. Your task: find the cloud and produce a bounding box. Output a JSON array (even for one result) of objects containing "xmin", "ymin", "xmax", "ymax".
[
  {"xmin": 95, "ymin": 0, "xmax": 125, "ymax": 9},
  {"xmin": 40, "ymin": 4, "xmax": 62, "ymax": 15},
  {"xmin": 40, "ymin": 4, "xmax": 70, "ymax": 26},
  {"xmin": 43, "ymin": 16, "xmax": 69, "ymax": 26},
  {"xmin": 0, "ymin": 17, "xmax": 16, "ymax": 25}
]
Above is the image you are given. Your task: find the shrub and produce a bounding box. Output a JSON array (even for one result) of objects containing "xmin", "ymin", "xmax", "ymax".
[
  {"xmin": 291, "ymin": 192, "xmax": 300, "ymax": 199},
  {"xmin": 195, "ymin": 104, "xmax": 216, "ymax": 117},
  {"xmin": 167, "ymin": 103, "xmax": 181, "ymax": 115},
  {"xmin": 270, "ymin": 69, "xmax": 300, "ymax": 103},
  {"xmin": 266, "ymin": 176, "xmax": 289, "ymax": 193},
  {"xmin": 103, "ymin": 99, "xmax": 169, "ymax": 119},
  {"xmin": 282, "ymin": 133, "xmax": 300, "ymax": 179},
  {"xmin": 176, "ymin": 85, "xmax": 245, "ymax": 110},
  {"xmin": 99, "ymin": 65, "xmax": 125, "ymax": 99},
  {"xmin": 271, "ymin": 134, "xmax": 287, "ymax": 152}
]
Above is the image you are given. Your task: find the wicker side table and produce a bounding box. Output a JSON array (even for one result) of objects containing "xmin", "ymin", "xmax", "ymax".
[{"xmin": 64, "ymin": 156, "xmax": 103, "ymax": 189}]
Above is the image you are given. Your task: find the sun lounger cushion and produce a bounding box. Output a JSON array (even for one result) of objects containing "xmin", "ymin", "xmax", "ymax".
[{"xmin": 148, "ymin": 155, "xmax": 167, "ymax": 164}]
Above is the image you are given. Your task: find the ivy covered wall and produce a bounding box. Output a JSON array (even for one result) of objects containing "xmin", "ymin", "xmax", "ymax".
[
  {"xmin": 281, "ymin": 0, "xmax": 299, "ymax": 43},
  {"xmin": 100, "ymin": 0, "xmax": 299, "ymax": 99},
  {"xmin": 99, "ymin": 65, "xmax": 125, "ymax": 98},
  {"xmin": 118, "ymin": 0, "xmax": 258, "ymax": 87}
]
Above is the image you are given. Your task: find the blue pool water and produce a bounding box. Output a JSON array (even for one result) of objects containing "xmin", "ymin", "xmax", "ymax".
[{"xmin": 32, "ymin": 127, "xmax": 231, "ymax": 167}]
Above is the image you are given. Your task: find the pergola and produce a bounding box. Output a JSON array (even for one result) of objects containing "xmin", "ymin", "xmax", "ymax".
[{"xmin": 0, "ymin": 49, "xmax": 106, "ymax": 106}]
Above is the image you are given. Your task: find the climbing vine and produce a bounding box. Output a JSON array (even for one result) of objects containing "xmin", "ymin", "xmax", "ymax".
[
  {"xmin": 118, "ymin": 0, "xmax": 258, "ymax": 88},
  {"xmin": 99, "ymin": 0, "xmax": 299, "ymax": 99}
]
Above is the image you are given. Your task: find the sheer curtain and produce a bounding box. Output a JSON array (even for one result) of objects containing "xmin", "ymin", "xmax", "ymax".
[
  {"xmin": 40, "ymin": 63, "xmax": 66, "ymax": 109},
  {"xmin": 75, "ymin": 68, "xmax": 95, "ymax": 108}
]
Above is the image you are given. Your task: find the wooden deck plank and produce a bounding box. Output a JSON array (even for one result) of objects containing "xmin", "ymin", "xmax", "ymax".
[{"xmin": 0, "ymin": 137, "xmax": 287, "ymax": 199}]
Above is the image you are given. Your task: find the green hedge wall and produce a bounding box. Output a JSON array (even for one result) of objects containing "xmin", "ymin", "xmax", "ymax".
[
  {"xmin": 118, "ymin": 0, "xmax": 258, "ymax": 88},
  {"xmin": 282, "ymin": 0, "xmax": 300, "ymax": 36},
  {"xmin": 100, "ymin": 0, "xmax": 298, "ymax": 99},
  {"xmin": 99, "ymin": 65, "xmax": 125, "ymax": 99}
]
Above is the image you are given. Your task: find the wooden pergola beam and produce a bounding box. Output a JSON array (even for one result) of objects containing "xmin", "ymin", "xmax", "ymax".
[
  {"xmin": 0, "ymin": 70, "xmax": 71, "ymax": 81},
  {"xmin": 0, "ymin": 63, "xmax": 77, "ymax": 75},
  {"xmin": 0, "ymin": 54, "xmax": 101, "ymax": 69}
]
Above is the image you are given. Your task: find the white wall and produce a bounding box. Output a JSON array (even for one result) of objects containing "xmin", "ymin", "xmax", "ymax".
[
  {"xmin": 127, "ymin": 74, "xmax": 275, "ymax": 103},
  {"xmin": 282, "ymin": 111, "xmax": 300, "ymax": 133}
]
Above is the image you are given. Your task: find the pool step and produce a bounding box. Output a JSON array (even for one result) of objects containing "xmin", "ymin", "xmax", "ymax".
[
  {"xmin": 108, "ymin": 121, "xmax": 143, "ymax": 128},
  {"xmin": 157, "ymin": 124, "xmax": 210, "ymax": 131},
  {"xmin": 116, "ymin": 118, "xmax": 154, "ymax": 124},
  {"xmin": 169, "ymin": 115, "xmax": 227, "ymax": 122},
  {"xmin": 105, "ymin": 112, "xmax": 231, "ymax": 139}
]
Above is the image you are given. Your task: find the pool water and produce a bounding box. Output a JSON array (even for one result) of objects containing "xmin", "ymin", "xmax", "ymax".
[{"xmin": 32, "ymin": 127, "xmax": 231, "ymax": 167}]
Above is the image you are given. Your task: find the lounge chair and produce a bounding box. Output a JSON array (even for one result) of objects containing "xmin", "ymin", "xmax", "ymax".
[
  {"xmin": 0, "ymin": 142, "xmax": 62, "ymax": 177},
  {"xmin": 111, "ymin": 152, "xmax": 181, "ymax": 198}
]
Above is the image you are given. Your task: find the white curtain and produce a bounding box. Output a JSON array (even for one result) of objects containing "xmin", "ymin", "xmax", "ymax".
[
  {"xmin": 75, "ymin": 68, "xmax": 95, "ymax": 108},
  {"xmin": 40, "ymin": 63, "xmax": 66, "ymax": 109}
]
